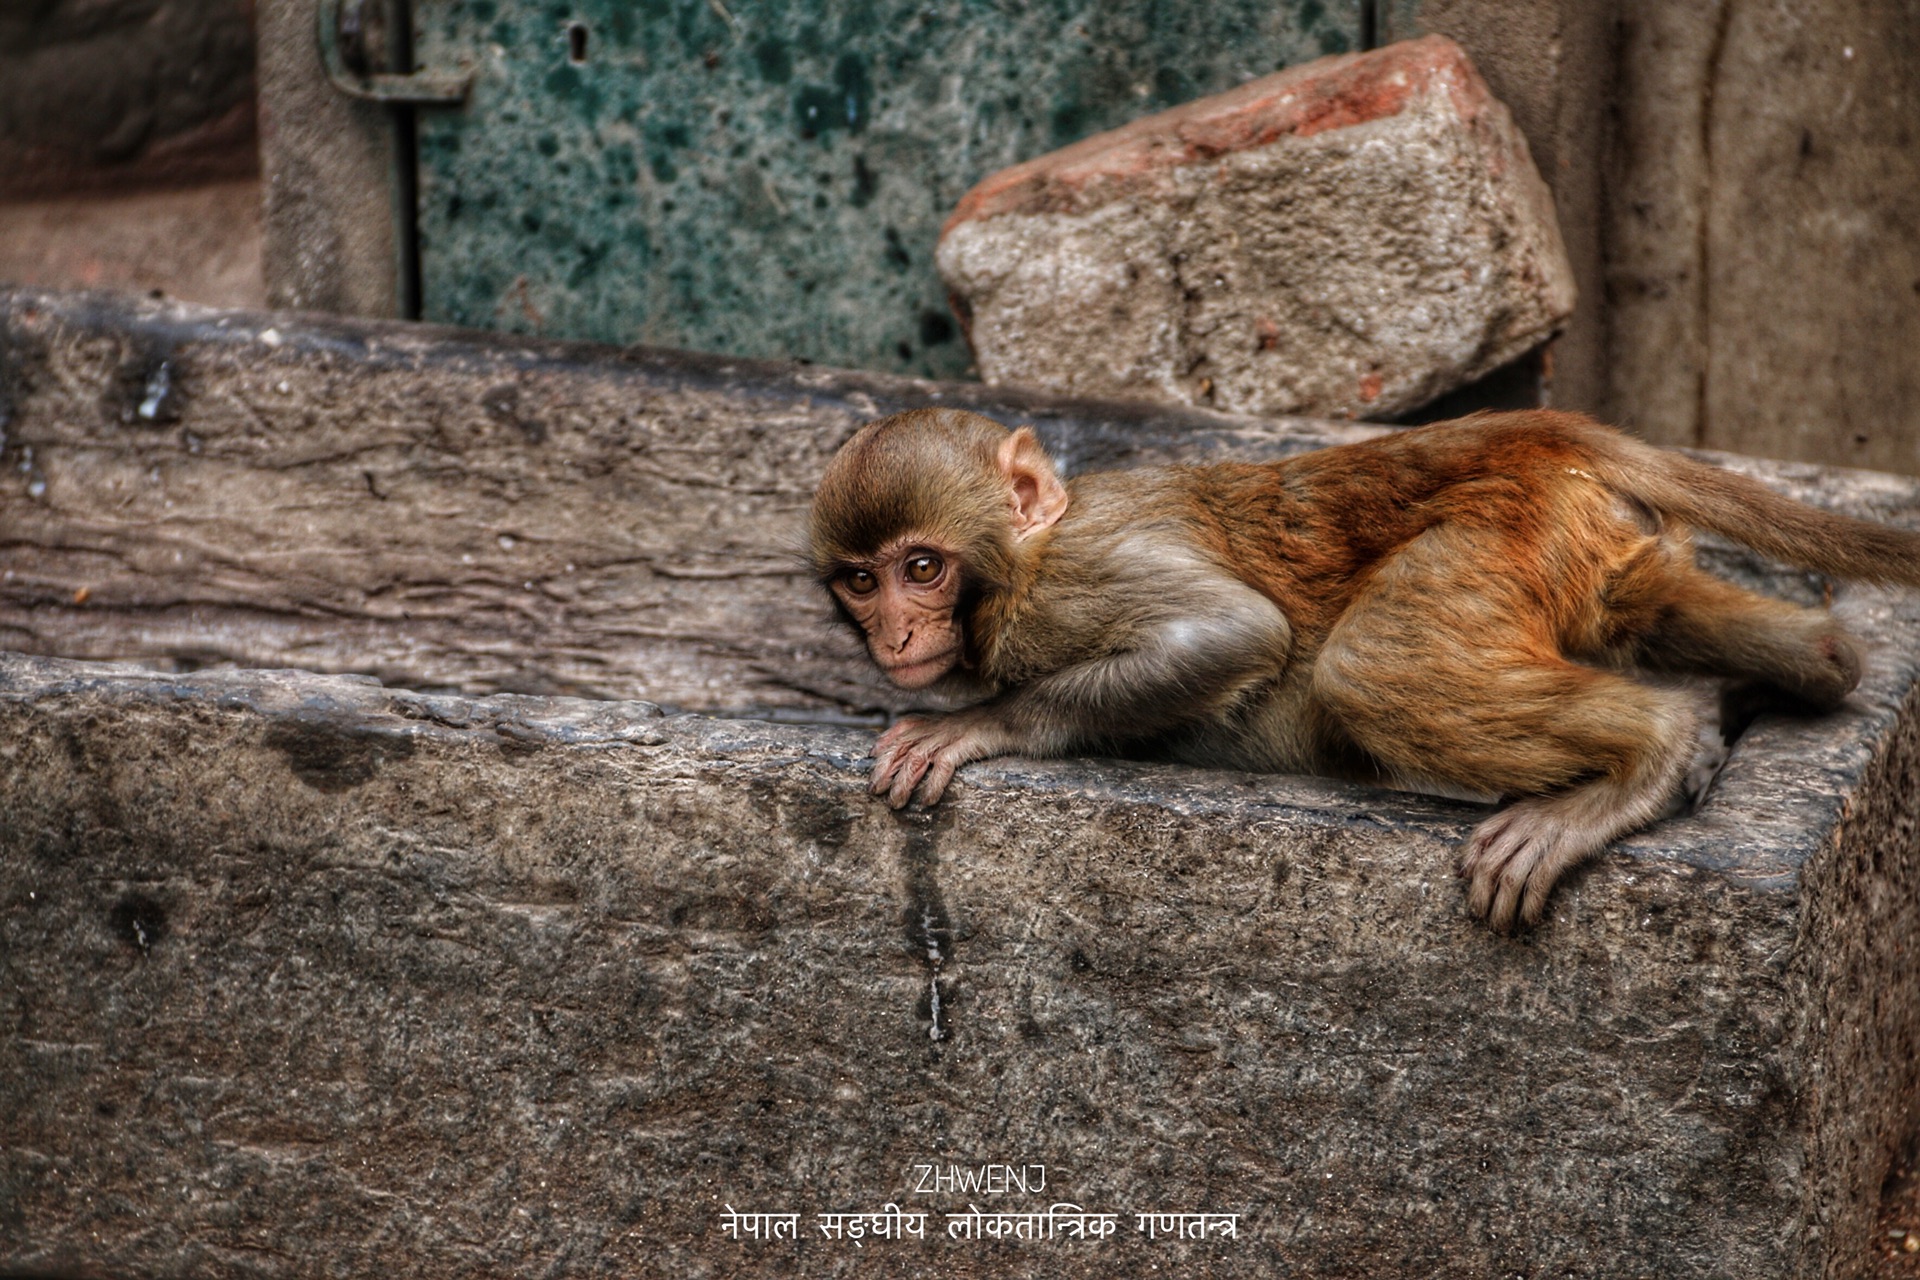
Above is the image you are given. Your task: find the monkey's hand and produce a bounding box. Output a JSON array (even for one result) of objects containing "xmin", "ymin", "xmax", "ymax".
[{"xmin": 870, "ymin": 712, "xmax": 1009, "ymax": 808}]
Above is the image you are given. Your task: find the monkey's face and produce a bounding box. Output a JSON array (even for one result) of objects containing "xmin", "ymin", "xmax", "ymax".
[{"xmin": 828, "ymin": 540, "xmax": 966, "ymax": 689}]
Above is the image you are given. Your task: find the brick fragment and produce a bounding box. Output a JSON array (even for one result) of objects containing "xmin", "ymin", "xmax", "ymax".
[{"xmin": 937, "ymin": 36, "xmax": 1576, "ymax": 420}]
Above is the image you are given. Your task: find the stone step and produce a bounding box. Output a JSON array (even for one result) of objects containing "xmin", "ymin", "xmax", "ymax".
[{"xmin": 1, "ymin": 286, "xmax": 1917, "ymax": 1278}]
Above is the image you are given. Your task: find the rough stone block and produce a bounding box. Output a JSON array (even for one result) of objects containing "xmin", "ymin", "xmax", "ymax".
[
  {"xmin": 2, "ymin": 287, "xmax": 1920, "ymax": 1278},
  {"xmin": 4, "ymin": 637, "xmax": 1920, "ymax": 1279},
  {"xmin": 937, "ymin": 35, "xmax": 1577, "ymax": 420},
  {"xmin": 0, "ymin": 286, "xmax": 1383, "ymax": 716}
]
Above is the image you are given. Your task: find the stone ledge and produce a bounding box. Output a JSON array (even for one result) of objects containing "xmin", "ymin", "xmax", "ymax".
[
  {"xmin": 3, "ymin": 285, "xmax": 1912, "ymax": 717},
  {"xmin": 0, "ymin": 285, "xmax": 1383, "ymax": 717},
  {"xmin": 3, "ymin": 286, "xmax": 1920, "ymax": 1277},
  {"xmin": 0, "ymin": 652, "xmax": 1917, "ymax": 1278}
]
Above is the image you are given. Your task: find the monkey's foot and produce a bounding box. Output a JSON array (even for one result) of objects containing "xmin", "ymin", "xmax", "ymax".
[
  {"xmin": 1457, "ymin": 799, "xmax": 1612, "ymax": 933},
  {"xmin": 1677, "ymin": 722, "xmax": 1731, "ymax": 815}
]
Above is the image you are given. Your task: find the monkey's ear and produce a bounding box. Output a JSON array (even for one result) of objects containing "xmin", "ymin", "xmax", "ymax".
[{"xmin": 998, "ymin": 427, "xmax": 1070, "ymax": 540}]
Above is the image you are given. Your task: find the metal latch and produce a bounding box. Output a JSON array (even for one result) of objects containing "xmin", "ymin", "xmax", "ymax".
[{"xmin": 318, "ymin": 0, "xmax": 472, "ymax": 103}]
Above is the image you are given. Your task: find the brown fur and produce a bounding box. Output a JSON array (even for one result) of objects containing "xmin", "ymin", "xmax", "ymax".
[{"xmin": 810, "ymin": 408, "xmax": 1920, "ymax": 930}]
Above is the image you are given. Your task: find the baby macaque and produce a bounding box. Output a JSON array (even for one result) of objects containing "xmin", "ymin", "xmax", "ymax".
[{"xmin": 809, "ymin": 409, "xmax": 1920, "ymax": 930}]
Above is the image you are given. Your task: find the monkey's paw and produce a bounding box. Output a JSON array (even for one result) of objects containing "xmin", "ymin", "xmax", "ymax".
[
  {"xmin": 1457, "ymin": 799, "xmax": 1608, "ymax": 934},
  {"xmin": 870, "ymin": 714, "xmax": 999, "ymax": 808}
]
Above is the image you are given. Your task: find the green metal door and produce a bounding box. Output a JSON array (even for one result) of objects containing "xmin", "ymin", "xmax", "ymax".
[{"xmin": 410, "ymin": 1, "xmax": 1368, "ymax": 378}]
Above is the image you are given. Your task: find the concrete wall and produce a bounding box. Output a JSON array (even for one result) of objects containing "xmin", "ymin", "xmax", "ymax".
[
  {"xmin": 257, "ymin": 0, "xmax": 408, "ymax": 317},
  {"xmin": 1605, "ymin": 0, "xmax": 1920, "ymax": 474},
  {"xmin": 0, "ymin": 0, "xmax": 257, "ymax": 198},
  {"xmin": 1380, "ymin": 0, "xmax": 1616, "ymax": 418},
  {"xmin": 6, "ymin": 0, "xmax": 1912, "ymax": 471},
  {"xmin": 0, "ymin": 0, "xmax": 264, "ymax": 310},
  {"xmin": 1397, "ymin": 0, "xmax": 1920, "ymax": 473}
]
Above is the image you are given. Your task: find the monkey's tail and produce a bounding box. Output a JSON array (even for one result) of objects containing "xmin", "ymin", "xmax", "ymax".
[{"xmin": 1584, "ymin": 428, "xmax": 1920, "ymax": 586}]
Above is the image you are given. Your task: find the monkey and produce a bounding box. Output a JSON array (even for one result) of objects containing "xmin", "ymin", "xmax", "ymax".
[{"xmin": 808, "ymin": 407, "xmax": 1920, "ymax": 931}]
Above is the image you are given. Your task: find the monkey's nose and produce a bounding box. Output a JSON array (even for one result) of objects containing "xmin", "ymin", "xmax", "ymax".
[{"xmin": 891, "ymin": 629, "xmax": 914, "ymax": 654}]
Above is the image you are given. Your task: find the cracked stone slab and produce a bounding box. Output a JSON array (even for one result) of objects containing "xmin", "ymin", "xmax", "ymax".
[
  {"xmin": 2, "ymin": 284, "xmax": 1920, "ymax": 1277},
  {"xmin": 2, "ymin": 644, "xmax": 1919, "ymax": 1279},
  {"xmin": 937, "ymin": 35, "xmax": 1576, "ymax": 420},
  {"xmin": 1, "ymin": 286, "xmax": 1894, "ymax": 724},
  {"xmin": 0, "ymin": 285, "xmax": 1383, "ymax": 717}
]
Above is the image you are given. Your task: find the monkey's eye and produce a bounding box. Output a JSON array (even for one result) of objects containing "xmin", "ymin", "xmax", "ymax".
[
  {"xmin": 842, "ymin": 568, "xmax": 878, "ymax": 595},
  {"xmin": 904, "ymin": 553, "xmax": 943, "ymax": 585}
]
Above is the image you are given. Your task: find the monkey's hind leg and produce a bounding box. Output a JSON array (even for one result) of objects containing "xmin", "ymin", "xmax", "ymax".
[
  {"xmin": 1454, "ymin": 698, "xmax": 1698, "ymax": 931},
  {"xmin": 1631, "ymin": 562, "xmax": 1863, "ymax": 710},
  {"xmin": 1313, "ymin": 531, "xmax": 1701, "ymax": 931}
]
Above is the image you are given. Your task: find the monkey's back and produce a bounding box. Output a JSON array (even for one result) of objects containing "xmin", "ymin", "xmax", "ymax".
[{"xmin": 1177, "ymin": 411, "xmax": 1655, "ymax": 647}]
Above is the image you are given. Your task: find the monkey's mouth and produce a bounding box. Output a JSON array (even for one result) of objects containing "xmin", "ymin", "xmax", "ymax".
[{"xmin": 880, "ymin": 651, "xmax": 959, "ymax": 688}]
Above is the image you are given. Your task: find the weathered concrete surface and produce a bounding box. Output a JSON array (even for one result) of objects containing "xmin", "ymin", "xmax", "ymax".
[
  {"xmin": 0, "ymin": 0, "xmax": 257, "ymax": 198},
  {"xmin": 12, "ymin": 285, "xmax": 1912, "ymax": 724},
  {"xmin": 17, "ymin": 284, "xmax": 1919, "ymax": 724},
  {"xmin": 0, "ymin": 180, "xmax": 265, "ymax": 310},
  {"xmin": 258, "ymin": 0, "xmax": 407, "ymax": 318},
  {"xmin": 936, "ymin": 36, "xmax": 1575, "ymax": 421},
  {"xmin": 2, "ymin": 641, "xmax": 1920, "ymax": 1279},
  {"xmin": 1603, "ymin": 0, "xmax": 1920, "ymax": 477},
  {"xmin": 3, "ymin": 284, "xmax": 1920, "ymax": 1275},
  {"xmin": 0, "ymin": 284, "xmax": 1392, "ymax": 718}
]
